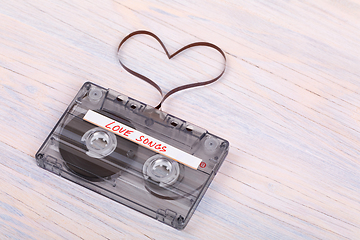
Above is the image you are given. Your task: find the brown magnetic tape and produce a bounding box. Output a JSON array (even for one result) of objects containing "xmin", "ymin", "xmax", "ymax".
[{"xmin": 117, "ymin": 30, "xmax": 226, "ymax": 109}]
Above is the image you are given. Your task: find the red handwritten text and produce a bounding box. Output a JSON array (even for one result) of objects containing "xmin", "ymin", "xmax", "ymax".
[
  {"xmin": 105, "ymin": 121, "xmax": 133, "ymax": 137},
  {"xmin": 135, "ymin": 135, "xmax": 167, "ymax": 152}
]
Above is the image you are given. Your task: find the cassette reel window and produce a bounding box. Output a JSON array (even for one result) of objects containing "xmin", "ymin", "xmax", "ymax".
[{"xmin": 36, "ymin": 82, "xmax": 229, "ymax": 229}]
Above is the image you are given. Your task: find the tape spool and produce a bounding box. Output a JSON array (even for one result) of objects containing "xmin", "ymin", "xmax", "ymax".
[
  {"xmin": 143, "ymin": 154, "xmax": 180, "ymax": 187},
  {"xmin": 59, "ymin": 112, "xmax": 138, "ymax": 181}
]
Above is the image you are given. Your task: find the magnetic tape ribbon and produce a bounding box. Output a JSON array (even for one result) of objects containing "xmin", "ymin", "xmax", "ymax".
[{"xmin": 117, "ymin": 30, "xmax": 226, "ymax": 109}]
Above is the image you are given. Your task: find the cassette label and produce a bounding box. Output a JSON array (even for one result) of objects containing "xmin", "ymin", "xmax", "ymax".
[{"xmin": 83, "ymin": 110, "xmax": 202, "ymax": 169}]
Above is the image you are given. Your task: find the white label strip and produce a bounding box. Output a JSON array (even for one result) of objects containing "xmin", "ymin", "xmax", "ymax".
[{"xmin": 83, "ymin": 110, "xmax": 202, "ymax": 169}]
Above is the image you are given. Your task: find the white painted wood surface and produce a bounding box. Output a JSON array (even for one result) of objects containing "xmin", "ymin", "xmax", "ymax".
[{"xmin": 1, "ymin": 0, "xmax": 360, "ymax": 239}]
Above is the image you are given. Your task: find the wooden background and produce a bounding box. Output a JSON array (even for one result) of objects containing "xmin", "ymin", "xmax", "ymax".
[{"xmin": 1, "ymin": 0, "xmax": 360, "ymax": 239}]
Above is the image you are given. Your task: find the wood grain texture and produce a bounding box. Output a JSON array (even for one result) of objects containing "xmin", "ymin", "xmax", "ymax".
[{"xmin": 0, "ymin": 0, "xmax": 360, "ymax": 239}]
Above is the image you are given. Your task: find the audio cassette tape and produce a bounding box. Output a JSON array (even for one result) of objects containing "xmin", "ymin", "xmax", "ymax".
[{"xmin": 36, "ymin": 82, "xmax": 229, "ymax": 229}]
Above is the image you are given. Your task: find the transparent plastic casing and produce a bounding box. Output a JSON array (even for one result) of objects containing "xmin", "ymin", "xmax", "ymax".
[{"xmin": 36, "ymin": 82, "xmax": 229, "ymax": 229}]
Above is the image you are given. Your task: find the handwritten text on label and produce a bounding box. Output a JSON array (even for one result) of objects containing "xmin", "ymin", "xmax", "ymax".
[{"xmin": 82, "ymin": 110, "xmax": 202, "ymax": 169}]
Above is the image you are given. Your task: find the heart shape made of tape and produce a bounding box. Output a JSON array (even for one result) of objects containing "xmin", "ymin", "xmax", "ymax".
[{"xmin": 117, "ymin": 30, "xmax": 226, "ymax": 109}]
